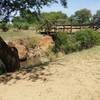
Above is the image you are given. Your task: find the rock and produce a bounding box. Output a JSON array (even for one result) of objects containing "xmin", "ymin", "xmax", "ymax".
[
  {"xmin": 0, "ymin": 37, "xmax": 20, "ymax": 72},
  {"xmin": 8, "ymin": 36, "xmax": 53, "ymax": 66},
  {"xmin": 27, "ymin": 48, "xmax": 34, "ymax": 58},
  {"xmin": 15, "ymin": 44, "xmax": 28, "ymax": 61},
  {"xmin": 0, "ymin": 59, "xmax": 6, "ymax": 75},
  {"xmin": 39, "ymin": 35, "xmax": 54, "ymax": 51},
  {"xmin": 8, "ymin": 41, "xmax": 28, "ymax": 61},
  {"xmin": 27, "ymin": 46, "xmax": 50, "ymax": 66},
  {"xmin": 40, "ymin": 56, "xmax": 49, "ymax": 64}
]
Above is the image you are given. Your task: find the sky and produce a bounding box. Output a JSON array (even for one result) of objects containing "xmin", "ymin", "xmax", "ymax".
[{"xmin": 41, "ymin": 0, "xmax": 100, "ymax": 16}]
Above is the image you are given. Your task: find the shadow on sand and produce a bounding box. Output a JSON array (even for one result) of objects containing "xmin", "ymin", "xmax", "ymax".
[{"xmin": 0, "ymin": 62, "xmax": 52, "ymax": 84}]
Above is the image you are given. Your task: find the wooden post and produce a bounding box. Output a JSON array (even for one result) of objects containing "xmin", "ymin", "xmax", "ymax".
[
  {"xmin": 70, "ymin": 24, "xmax": 72, "ymax": 33},
  {"xmin": 70, "ymin": 19, "xmax": 73, "ymax": 33},
  {"xmin": 63, "ymin": 25, "xmax": 65, "ymax": 32}
]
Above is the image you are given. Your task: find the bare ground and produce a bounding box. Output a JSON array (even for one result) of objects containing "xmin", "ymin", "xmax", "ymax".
[{"xmin": 0, "ymin": 46, "xmax": 100, "ymax": 100}]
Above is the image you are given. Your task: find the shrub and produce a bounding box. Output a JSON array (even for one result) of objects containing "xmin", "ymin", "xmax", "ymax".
[
  {"xmin": 75, "ymin": 29, "xmax": 100, "ymax": 50},
  {"xmin": 0, "ymin": 23, "xmax": 9, "ymax": 32},
  {"xmin": 21, "ymin": 23, "xmax": 29, "ymax": 30},
  {"xmin": 13, "ymin": 22, "xmax": 29, "ymax": 30},
  {"xmin": 52, "ymin": 29, "xmax": 100, "ymax": 54},
  {"xmin": 13, "ymin": 22, "xmax": 22, "ymax": 30},
  {"xmin": 53, "ymin": 32, "xmax": 79, "ymax": 54}
]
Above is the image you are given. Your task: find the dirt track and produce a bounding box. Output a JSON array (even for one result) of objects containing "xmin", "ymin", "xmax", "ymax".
[{"xmin": 0, "ymin": 47, "xmax": 100, "ymax": 100}]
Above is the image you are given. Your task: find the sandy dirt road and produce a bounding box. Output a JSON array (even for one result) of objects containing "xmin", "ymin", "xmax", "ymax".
[{"xmin": 0, "ymin": 47, "xmax": 100, "ymax": 100}]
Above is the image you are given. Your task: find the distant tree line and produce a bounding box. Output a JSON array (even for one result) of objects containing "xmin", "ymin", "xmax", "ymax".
[{"xmin": 0, "ymin": 8, "xmax": 100, "ymax": 31}]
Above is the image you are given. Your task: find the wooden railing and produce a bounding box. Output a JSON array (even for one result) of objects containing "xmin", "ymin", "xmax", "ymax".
[{"xmin": 39, "ymin": 23, "xmax": 100, "ymax": 33}]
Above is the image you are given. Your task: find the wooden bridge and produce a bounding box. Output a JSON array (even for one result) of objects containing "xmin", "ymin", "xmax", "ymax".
[{"xmin": 39, "ymin": 23, "xmax": 100, "ymax": 33}]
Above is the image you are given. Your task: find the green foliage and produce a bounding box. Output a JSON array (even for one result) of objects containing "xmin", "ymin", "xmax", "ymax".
[
  {"xmin": 75, "ymin": 29, "xmax": 100, "ymax": 49},
  {"xmin": 0, "ymin": 22, "xmax": 9, "ymax": 32},
  {"xmin": 53, "ymin": 29, "xmax": 100, "ymax": 54},
  {"xmin": 38, "ymin": 12, "xmax": 68, "ymax": 32},
  {"xmin": 93, "ymin": 10, "xmax": 100, "ymax": 24},
  {"xmin": 41, "ymin": 12, "xmax": 68, "ymax": 26},
  {"xmin": 71, "ymin": 9, "xmax": 92, "ymax": 24},
  {"xmin": 53, "ymin": 32, "xmax": 79, "ymax": 54},
  {"xmin": 21, "ymin": 23, "xmax": 30, "ymax": 30},
  {"xmin": 0, "ymin": 0, "xmax": 67, "ymax": 22},
  {"xmin": 12, "ymin": 17, "xmax": 29, "ymax": 30},
  {"xmin": 12, "ymin": 11, "xmax": 69, "ymax": 31},
  {"xmin": 42, "ymin": 12, "xmax": 68, "ymax": 22},
  {"xmin": 69, "ymin": 15, "xmax": 79, "ymax": 25}
]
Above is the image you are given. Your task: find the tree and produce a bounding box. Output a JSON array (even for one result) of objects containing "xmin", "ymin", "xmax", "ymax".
[
  {"xmin": 37, "ymin": 12, "xmax": 68, "ymax": 33},
  {"xmin": 12, "ymin": 16, "xmax": 29, "ymax": 30},
  {"xmin": 72, "ymin": 9, "xmax": 92, "ymax": 24},
  {"xmin": 93, "ymin": 10, "xmax": 100, "ymax": 24},
  {"xmin": 42, "ymin": 12, "xmax": 68, "ymax": 24},
  {"xmin": 0, "ymin": 0, "xmax": 67, "ymax": 22},
  {"xmin": 42, "ymin": 12, "xmax": 67, "ymax": 20},
  {"xmin": 69, "ymin": 15, "xmax": 79, "ymax": 25}
]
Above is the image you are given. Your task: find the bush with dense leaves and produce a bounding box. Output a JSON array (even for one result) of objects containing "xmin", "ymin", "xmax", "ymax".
[
  {"xmin": 13, "ymin": 22, "xmax": 29, "ymax": 30},
  {"xmin": 75, "ymin": 29, "xmax": 100, "ymax": 50},
  {"xmin": 53, "ymin": 29, "xmax": 100, "ymax": 54},
  {"xmin": 53, "ymin": 32, "xmax": 79, "ymax": 54},
  {"xmin": 21, "ymin": 23, "xmax": 30, "ymax": 30}
]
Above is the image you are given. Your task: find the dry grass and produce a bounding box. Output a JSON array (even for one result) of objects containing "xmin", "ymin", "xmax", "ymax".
[{"xmin": 0, "ymin": 29, "xmax": 41, "ymax": 41}]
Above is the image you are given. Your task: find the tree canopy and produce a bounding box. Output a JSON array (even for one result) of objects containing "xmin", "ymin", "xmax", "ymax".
[
  {"xmin": 0, "ymin": 0, "xmax": 67, "ymax": 22},
  {"xmin": 12, "ymin": 11, "xmax": 69, "ymax": 30},
  {"xmin": 71, "ymin": 9, "xmax": 92, "ymax": 24},
  {"xmin": 42, "ymin": 12, "xmax": 68, "ymax": 24},
  {"xmin": 42, "ymin": 12, "xmax": 67, "ymax": 20},
  {"xmin": 93, "ymin": 10, "xmax": 100, "ymax": 24}
]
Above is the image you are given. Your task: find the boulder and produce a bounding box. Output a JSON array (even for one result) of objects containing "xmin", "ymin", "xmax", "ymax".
[
  {"xmin": 0, "ymin": 59, "xmax": 6, "ymax": 75},
  {"xmin": 39, "ymin": 35, "xmax": 54, "ymax": 51},
  {"xmin": 28, "ymin": 46, "xmax": 49, "ymax": 66},
  {"xmin": 8, "ymin": 41, "xmax": 28, "ymax": 61},
  {"xmin": 15, "ymin": 44, "xmax": 28, "ymax": 61},
  {"xmin": 0, "ymin": 37, "xmax": 20, "ymax": 72}
]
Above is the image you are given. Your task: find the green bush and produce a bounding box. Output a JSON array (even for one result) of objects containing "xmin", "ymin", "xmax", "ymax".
[
  {"xmin": 53, "ymin": 32, "xmax": 79, "ymax": 54},
  {"xmin": 53, "ymin": 29, "xmax": 100, "ymax": 54},
  {"xmin": 75, "ymin": 29, "xmax": 100, "ymax": 50},
  {"xmin": 21, "ymin": 23, "xmax": 29, "ymax": 30},
  {"xmin": 13, "ymin": 22, "xmax": 29, "ymax": 30},
  {"xmin": 0, "ymin": 23, "xmax": 9, "ymax": 32},
  {"xmin": 13, "ymin": 22, "xmax": 21, "ymax": 30}
]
